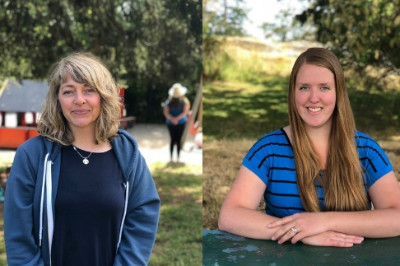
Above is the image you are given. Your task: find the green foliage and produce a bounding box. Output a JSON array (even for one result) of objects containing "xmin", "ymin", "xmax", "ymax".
[
  {"xmin": 0, "ymin": 0, "xmax": 202, "ymax": 122},
  {"xmin": 203, "ymin": 0, "xmax": 248, "ymax": 36},
  {"xmin": 203, "ymin": 0, "xmax": 251, "ymax": 82},
  {"xmin": 149, "ymin": 162, "xmax": 202, "ymax": 266},
  {"xmin": 297, "ymin": 0, "xmax": 400, "ymax": 72},
  {"xmin": 261, "ymin": 9, "xmax": 293, "ymax": 42},
  {"xmin": 203, "ymin": 43, "xmax": 232, "ymax": 81},
  {"xmin": 203, "ymin": 36, "xmax": 294, "ymax": 84},
  {"xmin": 202, "ymin": 0, "xmax": 249, "ymax": 82},
  {"xmin": 261, "ymin": 8, "xmax": 316, "ymax": 42}
]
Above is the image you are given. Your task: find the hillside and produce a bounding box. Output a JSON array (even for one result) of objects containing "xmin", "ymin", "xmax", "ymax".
[{"xmin": 222, "ymin": 36, "xmax": 323, "ymax": 75}]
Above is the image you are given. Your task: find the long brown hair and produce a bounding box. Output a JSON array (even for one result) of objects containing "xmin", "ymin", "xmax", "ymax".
[
  {"xmin": 37, "ymin": 52, "xmax": 121, "ymax": 145},
  {"xmin": 288, "ymin": 48, "xmax": 368, "ymax": 212}
]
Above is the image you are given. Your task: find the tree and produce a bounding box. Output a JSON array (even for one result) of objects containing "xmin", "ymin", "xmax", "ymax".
[
  {"xmin": 296, "ymin": 0, "xmax": 400, "ymax": 73},
  {"xmin": 204, "ymin": 0, "xmax": 248, "ymax": 36},
  {"xmin": 261, "ymin": 9, "xmax": 292, "ymax": 41},
  {"xmin": 203, "ymin": 0, "xmax": 250, "ymax": 81},
  {"xmin": 0, "ymin": 0, "xmax": 202, "ymax": 122},
  {"xmin": 260, "ymin": 2, "xmax": 315, "ymax": 42}
]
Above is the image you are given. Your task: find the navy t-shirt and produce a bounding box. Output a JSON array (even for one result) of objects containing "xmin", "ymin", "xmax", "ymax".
[{"xmin": 51, "ymin": 145, "xmax": 125, "ymax": 266}]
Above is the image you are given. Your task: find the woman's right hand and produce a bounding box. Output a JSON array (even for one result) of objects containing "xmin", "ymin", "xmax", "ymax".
[
  {"xmin": 301, "ymin": 231, "xmax": 364, "ymax": 247},
  {"xmin": 170, "ymin": 117, "xmax": 179, "ymax": 125}
]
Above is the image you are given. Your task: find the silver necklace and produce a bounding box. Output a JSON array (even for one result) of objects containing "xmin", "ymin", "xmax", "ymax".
[{"xmin": 72, "ymin": 145, "xmax": 93, "ymax": 165}]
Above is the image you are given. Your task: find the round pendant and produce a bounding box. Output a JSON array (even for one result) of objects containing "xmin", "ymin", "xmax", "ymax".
[{"xmin": 83, "ymin": 158, "xmax": 89, "ymax": 164}]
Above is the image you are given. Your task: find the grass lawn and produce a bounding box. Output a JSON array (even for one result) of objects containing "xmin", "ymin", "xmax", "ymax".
[
  {"xmin": 0, "ymin": 206, "xmax": 5, "ymax": 265},
  {"xmin": 149, "ymin": 162, "xmax": 202, "ymax": 265},
  {"xmin": 203, "ymin": 78, "xmax": 289, "ymax": 140}
]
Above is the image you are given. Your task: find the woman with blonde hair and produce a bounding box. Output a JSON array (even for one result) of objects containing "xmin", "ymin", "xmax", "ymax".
[
  {"xmin": 219, "ymin": 48, "xmax": 400, "ymax": 247},
  {"xmin": 4, "ymin": 53, "xmax": 160, "ymax": 265}
]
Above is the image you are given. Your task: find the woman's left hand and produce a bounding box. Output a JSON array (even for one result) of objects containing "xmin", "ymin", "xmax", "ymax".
[
  {"xmin": 301, "ymin": 231, "xmax": 364, "ymax": 247},
  {"xmin": 170, "ymin": 117, "xmax": 179, "ymax": 125},
  {"xmin": 267, "ymin": 212, "xmax": 331, "ymax": 244}
]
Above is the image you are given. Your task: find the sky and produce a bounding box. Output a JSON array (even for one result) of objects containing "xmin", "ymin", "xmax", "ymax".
[{"xmin": 242, "ymin": 0, "xmax": 309, "ymax": 41}]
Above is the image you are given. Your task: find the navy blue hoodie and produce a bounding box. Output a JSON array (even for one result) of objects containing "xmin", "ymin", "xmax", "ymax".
[{"xmin": 4, "ymin": 130, "xmax": 160, "ymax": 265}]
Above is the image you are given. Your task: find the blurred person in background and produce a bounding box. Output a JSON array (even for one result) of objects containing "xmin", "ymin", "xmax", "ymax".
[{"xmin": 163, "ymin": 83, "xmax": 190, "ymax": 162}]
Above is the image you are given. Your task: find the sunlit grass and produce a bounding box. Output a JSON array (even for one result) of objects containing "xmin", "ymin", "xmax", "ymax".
[
  {"xmin": 0, "ymin": 207, "xmax": 6, "ymax": 265},
  {"xmin": 203, "ymin": 139, "xmax": 255, "ymax": 230},
  {"xmin": 203, "ymin": 78, "xmax": 289, "ymax": 140},
  {"xmin": 149, "ymin": 162, "xmax": 202, "ymax": 266}
]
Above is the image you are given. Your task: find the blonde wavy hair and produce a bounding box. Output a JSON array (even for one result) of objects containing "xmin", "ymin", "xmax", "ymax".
[
  {"xmin": 288, "ymin": 48, "xmax": 369, "ymax": 212},
  {"xmin": 37, "ymin": 52, "xmax": 121, "ymax": 145}
]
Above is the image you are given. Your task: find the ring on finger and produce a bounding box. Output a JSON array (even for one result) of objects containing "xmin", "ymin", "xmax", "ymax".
[{"xmin": 291, "ymin": 227, "xmax": 299, "ymax": 234}]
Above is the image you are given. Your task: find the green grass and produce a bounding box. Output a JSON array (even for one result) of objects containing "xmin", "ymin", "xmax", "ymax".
[
  {"xmin": 0, "ymin": 206, "xmax": 6, "ymax": 265},
  {"xmin": 149, "ymin": 162, "xmax": 202, "ymax": 266},
  {"xmin": 348, "ymin": 89, "xmax": 400, "ymax": 140},
  {"xmin": 203, "ymin": 77, "xmax": 289, "ymax": 140}
]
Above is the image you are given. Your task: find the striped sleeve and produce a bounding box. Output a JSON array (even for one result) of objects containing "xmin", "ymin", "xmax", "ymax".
[
  {"xmin": 242, "ymin": 129, "xmax": 292, "ymax": 185},
  {"xmin": 356, "ymin": 131, "xmax": 393, "ymax": 188}
]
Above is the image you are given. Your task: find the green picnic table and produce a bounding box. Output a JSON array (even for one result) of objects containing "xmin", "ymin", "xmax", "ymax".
[{"xmin": 203, "ymin": 230, "xmax": 400, "ymax": 265}]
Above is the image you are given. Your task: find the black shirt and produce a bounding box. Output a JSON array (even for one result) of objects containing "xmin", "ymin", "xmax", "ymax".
[{"xmin": 51, "ymin": 145, "xmax": 125, "ymax": 266}]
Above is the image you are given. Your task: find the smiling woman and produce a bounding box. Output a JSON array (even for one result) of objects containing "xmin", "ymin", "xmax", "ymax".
[
  {"xmin": 295, "ymin": 64, "xmax": 336, "ymax": 131},
  {"xmin": 4, "ymin": 53, "xmax": 160, "ymax": 266},
  {"xmin": 218, "ymin": 47, "xmax": 400, "ymax": 247},
  {"xmin": 58, "ymin": 74, "xmax": 102, "ymax": 134}
]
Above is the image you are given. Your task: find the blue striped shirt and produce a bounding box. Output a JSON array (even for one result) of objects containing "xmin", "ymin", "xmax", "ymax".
[{"xmin": 242, "ymin": 129, "xmax": 393, "ymax": 218}]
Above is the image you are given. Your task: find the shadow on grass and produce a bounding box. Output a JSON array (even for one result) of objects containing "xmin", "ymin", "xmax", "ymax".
[
  {"xmin": 204, "ymin": 76, "xmax": 290, "ymax": 140},
  {"xmin": 349, "ymin": 90, "xmax": 400, "ymax": 139},
  {"xmin": 149, "ymin": 162, "xmax": 202, "ymax": 266},
  {"xmin": 204, "ymin": 77, "xmax": 400, "ymax": 141}
]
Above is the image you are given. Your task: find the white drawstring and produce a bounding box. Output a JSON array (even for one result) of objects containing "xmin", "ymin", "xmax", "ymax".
[
  {"xmin": 46, "ymin": 160, "xmax": 53, "ymax": 266},
  {"xmin": 39, "ymin": 154, "xmax": 49, "ymax": 247},
  {"xmin": 116, "ymin": 181, "xmax": 129, "ymax": 253},
  {"xmin": 39, "ymin": 154, "xmax": 54, "ymax": 265}
]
